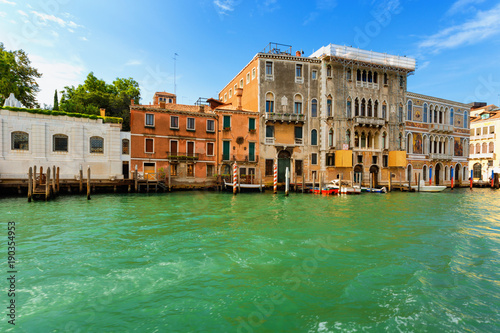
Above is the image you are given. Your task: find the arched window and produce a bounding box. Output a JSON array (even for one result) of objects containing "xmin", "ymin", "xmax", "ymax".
[
  {"xmin": 407, "ymin": 165, "xmax": 412, "ymax": 181},
  {"xmin": 482, "ymin": 142, "xmax": 487, "ymax": 153},
  {"xmin": 423, "ymin": 165, "xmax": 427, "ymax": 181},
  {"xmin": 362, "ymin": 70, "xmax": 367, "ymax": 82},
  {"xmin": 367, "ymin": 99, "xmax": 372, "ymax": 117},
  {"xmin": 469, "ymin": 144, "xmax": 474, "ymax": 155},
  {"xmin": 327, "ymin": 97, "xmax": 332, "ymax": 117},
  {"xmin": 383, "ymin": 73, "xmax": 388, "ymax": 85},
  {"xmin": 489, "ymin": 141, "xmax": 494, "ymax": 153},
  {"xmin": 445, "ymin": 166, "xmax": 448, "ymax": 181},
  {"xmin": 346, "ymin": 68, "xmax": 352, "ymax": 81},
  {"xmin": 346, "ymin": 130, "xmax": 351, "ymax": 146},
  {"xmin": 374, "ymin": 100, "xmax": 379, "ymax": 118},
  {"xmin": 407, "ymin": 100, "xmax": 412, "ymax": 121},
  {"xmin": 368, "ymin": 71, "xmax": 373, "ymax": 83},
  {"xmin": 355, "ymin": 98, "xmax": 359, "ymax": 117},
  {"xmin": 407, "ymin": 133, "xmax": 412, "ymax": 153},
  {"xmin": 11, "ymin": 131, "xmax": 29, "ymax": 150},
  {"xmin": 399, "ymin": 132, "xmax": 403, "ymax": 150},
  {"xmin": 265, "ymin": 92, "xmax": 274, "ymax": 113},
  {"xmin": 327, "ymin": 65, "xmax": 332, "ymax": 77},
  {"xmin": 429, "ymin": 105, "xmax": 433, "ymax": 123},
  {"xmin": 423, "ymin": 103, "xmax": 428, "ymax": 123},
  {"xmin": 328, "ymin": 129, "xmax": 334, "ymax": 147},
  {"xmin": 463, "ymin": 111, "xmax": 468, "ymax": 128},
  {"xmin": 361, "ymin": 132, "xmax": 366, "ymax": 148},
  {"xmin": 311, "ymin": 129, "xmax": 318, "ymax": 145},
  {"xmin": 357, "ymin": 69, "xmax": 361, "ymax": 81},
  {"xmin": 90, "ymin": 136, "xmax": 104, "ymax": 154},
  {"xmin": 346, "ymin": 98, "xmax": 352, "ymax": 118},
  {"xmin": 355, "ymin": 131, "xmax": 360, "ymax": 147},
  {"xmin": 382, "ymin": 132, "xmax": 387, "ymax": 149},
  {"xmin": 450, "ymin": 108, "xmax": 454, "ymax": 126},
  {"xmin": 367, "ymin": 132, "xmax": 372, "ymax": 148},
  {"xmin": 53, "ymin": 134, "xmax": 68, "ymax": 152},
  {"xmin": 473, "ymin": 163, "xmax": 482, "ymax": 179},
  {"xmin": 475, "ymin": 143, "xmax": 480, "ymax": 155},
  {"xmin": 398, "ymin": 104, "xmax": 403, "ymax": 122},
  {"xmin": 122, "ymin": 139, "xmax": 130, "ymax": 155},
  {"xmin": 361, "ymin": 98, "xmax": 366, "ymax": 117},
  {"xmin": 311, "ymin": 99, "xmax": 318, "ymax": 117},
  {"xmin": 294, "ymin": 94, "xmax": 302, "ymax": 114},
  {"xmin": 374, "ymin": 72, "xmax": 378, "ymax": 84},
  {"xmin": 382, "ymin": 102, "xmax": 387, "ymax": 120}
]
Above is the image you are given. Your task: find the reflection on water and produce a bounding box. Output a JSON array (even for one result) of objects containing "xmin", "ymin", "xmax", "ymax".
[{"xmin": 1, "ymin": 188, "xmax": 499, "ymax": 332}]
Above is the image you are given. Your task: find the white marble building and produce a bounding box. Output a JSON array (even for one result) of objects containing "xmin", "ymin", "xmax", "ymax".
[{"xmin": 0, "ymin": 108, "xmax": 127, "ymax": 180}]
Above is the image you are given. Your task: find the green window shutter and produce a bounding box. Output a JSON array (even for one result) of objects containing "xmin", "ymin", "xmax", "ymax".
[
  {"xmin": 223, "ymin": 116, "xmax": 231, "ymax": 128},
  {"xmin": 223, "ymin": 141, "xmax": 230, "ymax": 160},
  {"xmin": 249, "ymin": 142, "xmax": 255, "ymax": 161},
  {"xmin": 295, "ymin": 126, "xmax": 302, "ymax": 139},
  {"xmin": 249, "ymin": 118, "xmax": 255, "ymax": 130}
]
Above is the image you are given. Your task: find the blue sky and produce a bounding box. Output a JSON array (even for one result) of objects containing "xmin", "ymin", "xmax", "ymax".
[{"xmin": 1, "ymin": 0, "xmax": 500, "ymax": 107}]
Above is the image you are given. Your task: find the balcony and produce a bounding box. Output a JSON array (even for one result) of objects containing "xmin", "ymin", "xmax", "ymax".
[
  {"xmin": 234, "ymin": 155, "xmax": 259, "ymax": 163},
  {"xmin": 472, "ymin": 133, "xmax": 495, "ymax": 140},
  {"xmin": 355, "ymin": 81, "xmax": 379, "ymax": 90},
  {"xmin": 429, "ymin": 153, "xmax": 452, "ymax": 161},
  {"xmin": 264, "ymin": 112, "xmax": 306, "ymax": 123},
  {"xmin": 167, "ymin": 152, "xmax": 199, "ymax": 161},
  {"xmin": 295, "ymin": 138, "xmax": 303, "ymax": 145},
  {"xmin": 429, "ymin": 123, "xmax": 453, "ymax": 133},
  {"xmin": 354, "ymin": 116, "xmax": 385, "ymax": 127},
  {"xmin": 470, "ymin": 153, "xmax": 494, "ymax": 159}
]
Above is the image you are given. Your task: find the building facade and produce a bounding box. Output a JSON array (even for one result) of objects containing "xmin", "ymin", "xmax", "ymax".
[
  {"xmin": 469, "ymin": 104, "xmax": 500, "ymax": 182},
  {"xmin": 405, "ymin": 92, "xmax": 470, "ymax": 186},
  {"xmin": 219, "ymin": 43, "xmax": 415, "ymax": 186},
  {"xmin": 130, "ymin": 94, "xmax": 217, "ymax": 185},
  {"xmin": 0, "ymin": 107, "xmax": 125, "ymax": 180}
]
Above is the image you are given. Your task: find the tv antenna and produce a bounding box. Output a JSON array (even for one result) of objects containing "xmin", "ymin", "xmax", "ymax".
[{"xmin": 174, "ymin": 53, "xmax": 178, "ymax": 96}]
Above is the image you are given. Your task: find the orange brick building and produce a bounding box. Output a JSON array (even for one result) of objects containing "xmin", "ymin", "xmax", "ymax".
[{"xmin": 130, "ymin": 93, "xmax": 218, "ymax": 185}]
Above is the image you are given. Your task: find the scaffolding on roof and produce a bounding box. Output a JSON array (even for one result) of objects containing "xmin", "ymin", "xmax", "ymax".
[
  {"xmin": 261, "ymin": 42, "xmax": 292, "ymax": 56},
  {"xmin": 310, "ymin": 44, "xmax": 416, "ymax": 72}
]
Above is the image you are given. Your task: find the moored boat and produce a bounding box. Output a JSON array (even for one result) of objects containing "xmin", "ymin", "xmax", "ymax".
[{"xmin": 411, "ymin": 180, "xmax": 446, "ymax": 192}]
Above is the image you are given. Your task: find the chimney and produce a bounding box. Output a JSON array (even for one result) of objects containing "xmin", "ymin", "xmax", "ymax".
[
  {"xmin": 159, "ymin": 101, "xmax": 166, "ymax": 109},
  {"xmin": 295, "ymin": 50, "xmax": 301, "ymax": 57},
  {"xmin": 99, "ymin": 108, "xmax": 105, "ymax": 117},
  {"xmin": 130, "ymin": 99, "xmax": 135, "ymax": 106},
  {"xmin": 235, "ymin": 88, "xmax": 243, "ymax": 110},
  {"xmin": 199, "ymin": 105, "xmax": 205, "ymax": 113}
]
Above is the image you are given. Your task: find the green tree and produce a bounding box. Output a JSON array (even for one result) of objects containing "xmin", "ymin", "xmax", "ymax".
[
  {"xmin": 0, "ymin": 43, "xmax": 42, "ymax": 108},
  {"xmin": 53, "ymin": 89, "xmax": 59, "ymax": 110},
  {"xmin": 60, "ymin": 72, "xmax": 140, "ymax": 130}
]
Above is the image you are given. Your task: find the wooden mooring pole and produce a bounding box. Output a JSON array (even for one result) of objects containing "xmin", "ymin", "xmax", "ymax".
[
  {"xmin": 259, "ymin": 168, "xmax": 262, "ymax": 193},
  {"xmin": 45, "ymin": 167, "xmax": 51, "ymax": 201},
  {"xmin": 87, "ymin": 166, "xmax": 91, "ymax": 200},
  {"xmin": 28, "ymin": 167, "xmax": 32, "ymax": 202},
  {"xmin": 285, "ymin": 167, "xmax": 289, "ymax": 196},
  {"xmin": 33, "ymin": 165, "xmax": 37, "ymax": 191},
  {"xmin": 135, "ymin": 165, "xmax": 138, "ymax": 192},
  {"xmin": 52, "ymin": 166, "xmax": 56, "ymax": 196},
  {"xmin": 56, "ymin": 167, "xmax": 60, "ymax": 194},
  {"xmin": 79, "ymin": 165, "xmax": 83, "ymax": 193}
]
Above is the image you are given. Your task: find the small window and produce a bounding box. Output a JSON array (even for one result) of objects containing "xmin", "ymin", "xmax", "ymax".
[
  {"xmin": 145, "ymin": 113, "xmax": 155, "ymax": 127},
  {"xmin": 384, "ymin": 73, "xmax": 388, "ymax": 85},
  {"xmin": 170, "ymin": 164, "xmax": 178, "ymax": 176},
  {"xmin": 399, "ymin": 75, "xmax": 404, "ymax": 88},
  {"xmin": 239, "ymin": 78, "xmax": 244, "ymax": 88},
  {"xmin": 265, "ymin": 159, "xmax": 274, "ymax": 176},
  {"xmin": 296, "ymin": 64, "xmax": 302, "ymax": 78},
  {"xmin": 246, "ymin": 73, "xmax": 250, "ymax": 84},
  {"xmin": 249, "ymin": 118, "xmax": 256, "ymax": 131},
  {"xmin": 312, "ymin": 70, "xmax": 317, "ymax": 80},
  {"xmin": 407, "ymin": 100, "xmax": 412, "ymax": 121},
  {"xmin": 294, "ymin": 95, "xmax": 302, "ymax": 114},
  {"xmin": 187, "ymin": 117, "xmax": 195, "ymax": 131},
  {"xmin": 224, "ymin": 93, "xmax": 227, "ymax": 102},
  {"xmin": 223, "ymin": 115, "xmax": 231, "ymax": 129},
  {"xmin": 11, "ymin": 131, "xmax": 29, "ymax": 150},
  {"xmin": 187, "ymin": 164, "xmax": 194, "ymax": 177},
  {"xmin": 90, "ymin": 136, "xmax": 104, "ymax": 154},
  {"xmin": 252, "ymin": 67, "xmax": 256, "ymax": 79},
  {"xmin": 234, "ymin": 84, "xmax": 237, "ymax": 91},
  {"xmin": 372, "ymin": 156, "xmax": 378, "ymax": 165},
  {"xmin": 266, "ymin": 92, "xmax": 274, "ymax": 113},
  {"xmin": 357, "ymin": 155, "xmax": 363, "ymax": 164},
  {"xmin": 207, "ymin": 119, "xmax": 215, "ymax": 132},
  {"xmin": 327, "ymin": 98, "xmax": 332, "ymax": 117},
  {"xmin": 240, "ymin": 167, "xmax": 247, "ymax": 177},
  {"xmin": 53, "ymin": 134, "xmax": 68, "ymax": 152},
  {"xmin": 383, "ymin": 155, "xmax": 388, "ymax": 167},
  {"xmin": 207, "ymin": 142, "xmax": 214, "ymax": 156},
  {"xmin": 311, "ymin": 99, "xmax": 318, "ymax": 117},
  {"xmin": 311, "ymin": 129, "xmax": 318, "ymax": 145},
  {"xmin": 249, "ymin": 142, "xmax": 256, "ymax": 162},
  {"xmin": 311, "ymin": 153, "xmax": 318, "ymax": 165},
  {"xmin": 122, "ymin": 139, "xmax": 129, "ymax": 155},
  {"xmin": 327, "ymin": 65, "xmax": 332, "ymax": 77},
  {"xmin": 207, "ymin": 165, "xmax": 215, "ymax": 177},
  {"xmin": 294, "ymin": 126, "xmax": 303, "ymax": 140},
  {"xmin": 229, "ymin": 89, "xmax": 232, "ymax": 99},
  {"xmin": 266, "ymin": 61, "xmax": 273, "ymax": 76},
  {"xmin": 170, "ymin": 116, "xmax": 179, "ymax": 129},
  {"xmin": 346, "ymin": 68, "xmax": 352, "ymax": 81},
  {"xmin": 145, "ymin": 138, "xmax": 154, "ymax": 153},
  {"xmin": 327, "ymin": 153, "xmax": 335, "ymax": 166},
  {"xmin": 295, "ymin": 160, "xmax": 303, "ymax": 176},
  {"xmin": 266, "ymin": 125, "xmax": 274, "ymax": 138}
]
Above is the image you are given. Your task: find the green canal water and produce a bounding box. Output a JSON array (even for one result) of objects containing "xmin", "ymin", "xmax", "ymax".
[{"xmin": 1, "ymin": 189, "xmax": 499, "ymax": 332}]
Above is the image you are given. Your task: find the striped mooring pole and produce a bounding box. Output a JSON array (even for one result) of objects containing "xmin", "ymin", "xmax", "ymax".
[
  {"xmin": 233, "ymin": 162, "xmax": 238, "ymax": 195},
  {"xmin": 273, "ymin": 161, "xmax": 277, "ymax": 194}
]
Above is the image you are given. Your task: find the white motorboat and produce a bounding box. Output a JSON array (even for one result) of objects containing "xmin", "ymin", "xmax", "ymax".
[{"xmin": 411, "ymin": 180, "xmax": 446, "ymax": 192}]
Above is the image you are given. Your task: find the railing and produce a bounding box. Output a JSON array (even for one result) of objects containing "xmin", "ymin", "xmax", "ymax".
[
  {"xmin": 429, "ymin": 153, "xmax": 453, "ymax": 160},
  {"xmin": 295, "ymin": 138, "xmax": 303, "ymax": 145},
  {"xmin": 265, "ymin": 137, "xmax": 275, "ymax": 145},
  {"xmin": 234, "ymin": 155, "xmax": 259, "ymax": 163},
  {"xmin": 355, "ymin": 81, "xmax": 379, "ymax": 89},
  {"xmin": 222, "ymin": 153, "xmax": 230, "ymax": 161},
  {"xmin": 470, "ymin": 153, "xmax": 494, "ymax": 159},
  {"xmin": 166, "ymin": 152, "xmax": 199, "ymax": 161},
  {"xmin": 471, "ymin": 133, "xmax": 495, "ymax": 140},
  {"xmin": 264, "ymin": 113, "xmax": 306, "ymax": 123},
  {"xmin": 354, "ymin": 116, "xmax": 385, "ymax": 127},
  {"xmin": 429, "ymin": 123, "xmax": 453, "ymax": 133}
]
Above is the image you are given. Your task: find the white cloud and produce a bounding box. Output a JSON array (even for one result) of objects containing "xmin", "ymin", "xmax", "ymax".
[
  {"xmin": 79, "ymin": 36, "xmax": 88, "ymax": 41},
  {"xmin": 30, "ymin": 10, "xmax": 83, "ymax": 31},
  {"xmin": 0, "ymin": 0, "xmax": 16, "ymax": 5},
  {"xmin": 0, "ymin": 11, "xmax": 6, "ymax": 18},
  {"xmin": 447, "ymin": 0, "xmax": 485, "ymax": 16},
  {"xmin": 30, "ymin": 54, "xmax": 86, "ymax": 106},
  {"xmin": 418, "ymin": 61, "xmax": 430, "ymax": 71},
  {"xmin": 17, "ymin": 9, "xmax": 27, "ymax": 16},
  {"xmin": 125, "ymin": 59, "xmax": 142, "ymax": 66},
  {"xmin": 419, "ymin": 3, "xmax": 500, "ymax": 52},
  {"xmin": 214, "ymin": 0, "xmax": 236, "ymax": 15},
  {"xmin": 303, "ymin": 12, "xmax": 319, "ymax": 26}
]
